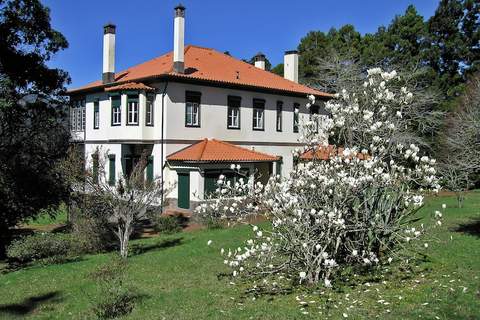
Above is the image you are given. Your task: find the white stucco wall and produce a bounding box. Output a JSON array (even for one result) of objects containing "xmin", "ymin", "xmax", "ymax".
[{"xmin": 77, "ymin": 80, "xmax": 328, "ymax": 207}]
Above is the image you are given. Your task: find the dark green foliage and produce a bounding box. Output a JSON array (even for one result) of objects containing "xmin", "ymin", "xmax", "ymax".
[
  {"xmin": 0, "ymin": 0, "xmax": 69, "ymax": 96},
  {"xmin": 69, "ymin": 193, "xmax": 117, "ymax": 253},
  {"xmin": 298, "ymin": 1, "xmax": 480, "ymax": 106},
  {"xmin": 6, "ymin": 232, "xmax": 79, "ymax": 264},
  {"xmin": 0, "ymin": 0, "xmax": 71, "ymax": 256},
  {"xmin": 90, "ymin": 257, "xmax": 138, "ymax": 319},
  {"xmin": 270, "ymin": 63, "xmax": 284, "ymax": 76},
  {"xmin": 153, "ymin": 215, "xmax": 183, "ymax": 234}
]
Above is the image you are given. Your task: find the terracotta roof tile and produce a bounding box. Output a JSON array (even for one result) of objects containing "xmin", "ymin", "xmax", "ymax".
[
  {"xmin": 167, "ymin": 138, "xmax": 280, "ymax": 162},
  {"xmin": 69, "ymin": 45, "xmax": 332, "ymax": 98},
  {"xmin": 104, "ymin": 82, "xmax": 155, "ymax": 92}
]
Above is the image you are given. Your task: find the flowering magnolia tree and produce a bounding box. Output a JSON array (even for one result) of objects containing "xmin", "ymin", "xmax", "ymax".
[{"xmin": 198, "ymin": 68, "xmax": 443, "ymax": 288}]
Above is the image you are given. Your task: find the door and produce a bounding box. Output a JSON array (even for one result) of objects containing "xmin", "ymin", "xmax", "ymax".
[{"xmin": 177, "ymin": 172, "xmax": 190, "ymax": 209}]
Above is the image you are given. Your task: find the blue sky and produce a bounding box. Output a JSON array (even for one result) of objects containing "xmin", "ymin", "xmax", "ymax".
[{"xmin": 41, "ymin": 0, "xmax": 440, "ymax": 88}]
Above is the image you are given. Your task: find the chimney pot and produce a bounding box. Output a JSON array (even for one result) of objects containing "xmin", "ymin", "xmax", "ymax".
[
  {"xmin": 102, "ymin": 23, "xmax": 116, "ymax": 84},
  {"xmin": 173, "ymin": 5, "xmax": 185, "ymax": 73},
  {"xmin": 284, "ymin": 50, "xmax": 299, "ymax": 83},
  {"xmin": 254, "ymin": 52, "xmax": 266, "ymax": 70}
]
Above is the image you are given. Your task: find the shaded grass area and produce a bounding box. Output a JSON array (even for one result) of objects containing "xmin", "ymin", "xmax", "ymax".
[
  {"xmin": 0, "ymin": 192, "xmax": 479, "ymax": 319},
  {"xmin": 25, "ymin": 203, "xmax": 68, "ymax": 228}
]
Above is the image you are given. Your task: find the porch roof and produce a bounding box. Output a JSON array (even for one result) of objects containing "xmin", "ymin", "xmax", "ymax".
[{"xmin": 166, "ymin": 139, "xmax": 280, "ymax": 163}]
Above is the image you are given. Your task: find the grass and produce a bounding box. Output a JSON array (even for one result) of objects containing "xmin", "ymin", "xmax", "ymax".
[
  {"xmin": 25, "ymin": 203, "xmax": 68, "ymax": 228},
  {"xmin": 0, "ymin": 192, "xmax": 479, "ymax": 319}
]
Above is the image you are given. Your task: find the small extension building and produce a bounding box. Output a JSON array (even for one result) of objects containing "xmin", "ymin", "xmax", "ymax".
[{"xmin": 67, "ymin": 5, "xmax": 331, "ymax": 210}]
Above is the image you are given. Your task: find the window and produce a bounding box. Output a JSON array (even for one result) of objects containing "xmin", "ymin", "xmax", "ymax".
[
  {"xmin": 146, "ymin": 94, "xmax": 154, "ymax": 126},
  {"xmin": 252, "ymin": 99, "xmax": 265, "ymax": 130},
  {"xmin": 185, "ymin": 91, "xmax": 201, "ymax": 127},
  {"xmin": 127, "ymin": 95, "xmax": 139, "ymax": 125},
  {"xmin": 70, "ymin": 99, "xmax": 86, "ymax": 131},
  {"xmin": 93, "ymin": 100, "xmax": 100, "ymax": 129},
  {"xmin": 309, "ymin": 104, "xmax": 319, "ymax": 133},
  {"xmin": 276, "ymin": 101, "xmax": 283, "ymax": 132},
  {"xmin": 146, "ymin": 156, "xmax": 154, "ymax": 183},
  {"xmin": 108, "ymin": 154, "xmax": 115, "ymax": 186},
  {"xmin": 227, "ymin": 96, "xmax": 241, "ymax": 129},
  {"xmin": 111, "ymin": 95, "xmax": 121, "ymax": 126},
  {"xmin": 92, "ymin": 152, "xmax": 99, "ymax": 183},
  {"xmin": 293, "ymin": 103, "xmax": 300, "ymax": 133}
]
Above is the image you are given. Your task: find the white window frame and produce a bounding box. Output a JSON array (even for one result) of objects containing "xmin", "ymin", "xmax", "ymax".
[
  {"xmin": 127, "ymin": 101, "xmax": 139, "ymax": 125},
  {"xmin": 185, "ymin": 102, "xmax": 200, "ymax": 126},
  {"xmin": 228, "ymin": 106, "xmax": 240, "ymax": 129},
  {"xmin": 145, "ymin": 95, "xmax": 154, "ymax": 126},
  {"xmin": 253, "ymin": 107, "xmax": 264, "ymax": 130},
  {"xmin": 70, "ymin": 99, "xmax": 85, "ymax": 132},
  {"xmin": 112, "ymin": 105, "xmax": 121, "ymax": 125}
]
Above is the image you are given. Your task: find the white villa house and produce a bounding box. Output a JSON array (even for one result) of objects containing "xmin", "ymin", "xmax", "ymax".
[{"xmin": 67, "ymin": 5, "xmax": 332, "ymax": 210}]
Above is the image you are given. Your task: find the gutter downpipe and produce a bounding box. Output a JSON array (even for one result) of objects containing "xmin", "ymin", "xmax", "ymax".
[{"xmin": 160, "ymin": 81, "xmax": 169, "ymax": 211}]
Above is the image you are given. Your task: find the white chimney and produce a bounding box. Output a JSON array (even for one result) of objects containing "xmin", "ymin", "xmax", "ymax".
[
  {"xmin": 254, "ymin": 52, "xmax": 266, "ymax": 70},
  {"xmin": 102, "ymin": 23, "xmax": 116, "ymax": 84},
  {"xmin": 173, "ymin": 4, "xmax": 185, "ymax": 74},
  {"xmin": 284, "ymin": 50, "xmax": 299, "ymax": 83}
]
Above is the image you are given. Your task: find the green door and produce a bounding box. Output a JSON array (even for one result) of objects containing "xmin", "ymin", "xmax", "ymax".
[{"xmin": 178, "ymin": 172, "xmax": 190, "ymax": 209}]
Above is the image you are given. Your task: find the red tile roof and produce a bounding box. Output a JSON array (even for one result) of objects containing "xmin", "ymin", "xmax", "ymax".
[
  {"xmin": 68, "ymin": 45, "xmax": 332, "ymax": 98},
  {"xmin": 167, "ymin": 139, "xmax": 280, "ymax": 162},
  {"xmin": 300, "ymin": 145, "xmax": 369, "ymax": 161},
  {"xmin": 104, "ymin": 82, "xmax": 155, "ymax": 91}
]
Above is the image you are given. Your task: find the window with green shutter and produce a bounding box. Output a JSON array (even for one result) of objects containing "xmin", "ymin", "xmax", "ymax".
[
  {"xmin": 127, "ymin": 95, "xmax": 139, "ymax": 125},
  {"xmin": 108, "ymin": 155, "xmax": 116, "ymax": 186},
  {"xmin": 92, "ymin": 152, "xmax": 99, "ymax": 183},
  {"xmin": 111, "ymin": 96, "xmax": 121, "ymax": 126}
]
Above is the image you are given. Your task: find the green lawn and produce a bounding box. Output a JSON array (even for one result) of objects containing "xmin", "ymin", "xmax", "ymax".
[
  {"xmin": 25, "ymin": 203, "xmax": 68, "ymax": 228},
  {"xmin": 0, "ymin": 192, "xmax": 479, "ymax": 319}
]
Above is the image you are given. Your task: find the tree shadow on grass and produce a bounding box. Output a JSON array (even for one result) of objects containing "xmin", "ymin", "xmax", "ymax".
[
  {"xmin": 0, "ymin": 291, "xmax": 63, "ymax": 316},
  {"xmin": 130, "ymin": 237, "xmax": 183, "ymax": 256},
  {"xmin": 453, "ymin": 216, "xmax": 480, "ymax": 238}
]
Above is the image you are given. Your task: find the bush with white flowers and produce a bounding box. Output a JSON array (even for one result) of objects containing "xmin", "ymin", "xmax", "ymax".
[{"xmin": 198, "ymin": 68, "xmax": 443, "ymax": 288}]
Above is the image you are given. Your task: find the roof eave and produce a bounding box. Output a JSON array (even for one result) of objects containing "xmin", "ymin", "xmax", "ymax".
[{"xmin": 67, "ymin": 74, "xmax": 333, "ymax": 100}]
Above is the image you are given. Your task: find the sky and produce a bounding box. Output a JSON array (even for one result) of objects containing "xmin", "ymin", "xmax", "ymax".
[{"xmin": 41, "ymin": 0, "xmax": 440, "ymax": 89}]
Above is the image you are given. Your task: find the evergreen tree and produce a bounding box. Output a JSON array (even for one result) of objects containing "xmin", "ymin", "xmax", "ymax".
[{"xmin": 0, "ymin": 0, "xmax": 71, "ymax": 255}]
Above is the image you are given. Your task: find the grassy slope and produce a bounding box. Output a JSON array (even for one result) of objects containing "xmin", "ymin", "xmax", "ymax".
[{"xmin": 0, "ymin": 193, "xmax": 479, "ymax": 319}]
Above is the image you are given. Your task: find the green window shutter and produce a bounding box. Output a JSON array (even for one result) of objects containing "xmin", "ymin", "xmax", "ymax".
[
  {"xmin": 92, "ymin": 153, "xmax": 99, "ymax": 183},
  {"xmin": 146, "ymin": 156, "xmax": 154, "ymax": 183},
  {"xmin": 108, "ymin": 155, "xmax": 116, "ymax": 186}
]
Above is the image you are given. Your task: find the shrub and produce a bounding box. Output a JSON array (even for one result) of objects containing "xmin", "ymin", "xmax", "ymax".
[
  {"xmin": 71, "ymin": 216, "xmax": 115, "ymax": 254},
  {"xmin": 202, "ymin": 216, "xmax": 225, "ymax": 229},
  {"xmin": 153, "ymin": 215, "xmax": 183, "ymax": 234},
  {"xmin": 6, "ymin": 232, "xmax": 79, "ymax": 264},
  {"xmin": 90, "ymin": 257, "xmax": 138, "ymax": 319},
  {"xmin": 69, "ymin": 193, "xmax": 116, "ymax": 254}
]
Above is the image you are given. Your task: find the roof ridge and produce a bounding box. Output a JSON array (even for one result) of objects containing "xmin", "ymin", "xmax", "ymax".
[
  {"xmin": 198, "ymin": 138, "xmax": 209, "ymax": 160},
  {"xmin": 213, "ymin": 139, "xmax": 279, "ymax": 160}
]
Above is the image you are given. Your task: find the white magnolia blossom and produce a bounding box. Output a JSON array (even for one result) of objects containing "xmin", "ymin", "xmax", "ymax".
[{"xmin": 199, "ymin": 68, "xmax": 443, "ymax": 288}]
